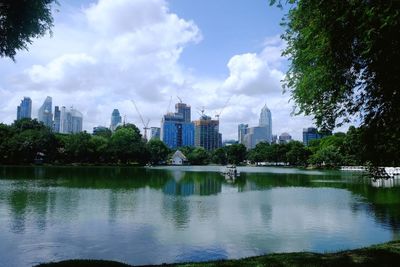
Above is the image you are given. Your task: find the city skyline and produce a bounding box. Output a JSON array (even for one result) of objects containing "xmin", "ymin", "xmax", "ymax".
[{"xmin": 0, "ymin": 0, "xmax": 354, "ymax": 140}]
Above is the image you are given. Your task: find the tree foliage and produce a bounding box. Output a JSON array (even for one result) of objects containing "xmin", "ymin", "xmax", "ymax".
[
  {"xmin": 271, "ymin": 0, "xmax": 400, "ymax": 165},
  {"xmin": 0, "ymin": 0, "xmax": 57, "ymax": 60}
]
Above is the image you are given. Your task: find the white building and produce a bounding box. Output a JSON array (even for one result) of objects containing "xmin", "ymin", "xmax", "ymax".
[
  {"xmin": 243, "ymin": 104, "xmax": 273, "ymax": 149},
  {"xmin": 171, "ymin": 150, "xmax": 187, "ymax": 165},
  {"xmin": 60, "ymin": 106, "xmax": 83, "ymax": 134}
]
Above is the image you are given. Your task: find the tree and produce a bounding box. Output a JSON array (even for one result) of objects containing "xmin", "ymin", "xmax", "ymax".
[
  {"xmin": 0, "ymin": 0, "xmax": 57, "ymax": 60},
  {"xmin": 146, "ymin": 139, "xmax": 170, "ymax": 164},
  {"xmin": 226, "ymin": 144, "xmax": 247, "ymax": 165},
  {"xmin": 271, "ymin": 0, "xmax": 400, "ymax": 165},
  {"xmin": 247, "ymin": 142, "xmax": 270, "ymax": 164},
  {"xmin": 211, "ymin": 147, "xmax": 228, "ymax": 165},
  {"xmin": 187, "ymin": 147, "xmax": 209, "ymax": 165},
  {"xmin": 109, "ymin": 127, "xmax": 147, "ymax": 164},
  {"xmin": 93, "ymin": 127, "xmax": 112, "ymax": 139},
  {"xmin": 286, "ymin": 141, "xmax": 309, "ymax": 166}
]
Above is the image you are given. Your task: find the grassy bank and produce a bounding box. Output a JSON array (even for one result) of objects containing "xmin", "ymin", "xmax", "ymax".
[{"xmin": 35, "ymin": 240, "xmax": 400, "ymax": 267}]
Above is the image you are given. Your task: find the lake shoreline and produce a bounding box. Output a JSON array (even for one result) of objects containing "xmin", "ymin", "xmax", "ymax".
[{"xmin": 34, "ymin": 240, "xmax": 400, "ymax": 267}]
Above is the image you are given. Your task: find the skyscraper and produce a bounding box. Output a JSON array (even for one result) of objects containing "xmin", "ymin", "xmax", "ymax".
[
  {"xmin": 302, "ymin": 127, "xmax": 331, "ymax": 146},
  {"xmin": 53, "ymin": 106, "xmax": 61, "ymax": 133},
  {"xmin": 38, "ymin": 96, "xmax": 53, "ymax": 128},
  {"xmin": 60, "ymin": 106, "xmax": 83, "ymax": 134},
  {"xmin": 110, "ymin": 109, "xmax": 122, "ymax": 131},
  {"xmin": 150, "ymin": 127, "xmax": 161, "ymax": 140},
  {"xmin": 161, "ymin": 102, "xmax": 194, "ymax": 149},
  {"xmin": 279, "ymin": 132, "xmax": 292, "ymax": 144},
  {"xmin": 194, "ymin": 114, "xmax": 222, "ymax": 151},
  {"xmin": 16, "ymin": 97, "xmax": 32, "ymax": 120},
  {"xmin": 243, "ymin": 104, "xmax": 273, "ymax": 149},
  {"xmin": 238, "ymin": 123, "xmax": 248, "ymax": 144},
  {"xmin": 259, "ymin": 104, "xmax": 272, "ymax": 142}
]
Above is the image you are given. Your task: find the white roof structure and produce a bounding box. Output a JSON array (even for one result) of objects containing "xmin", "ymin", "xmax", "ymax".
[{"xmin": 172, "ymin": 150, "xmax": 187, "ymax": 160}]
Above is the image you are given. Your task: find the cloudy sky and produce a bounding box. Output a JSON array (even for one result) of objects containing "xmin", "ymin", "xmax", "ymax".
[{"xmin": 0, "ymin": 0, "xmax": 321, "ymax": 140}]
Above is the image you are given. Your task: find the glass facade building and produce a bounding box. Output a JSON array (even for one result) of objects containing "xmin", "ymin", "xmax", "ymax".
[
  {"xmin": 161, "ymin": 102, "xmax": 194, "ymax": 149},
  {"xmin": 194, "ymin": 115, "xmax": 222, "ymax": 151},
  {"xmin": 60, "ymin": 106, "xmax": 83, "ymax": 134},
  {"xmin": 302, "ymin": 127, "xmax": 331, "ymax": 146},
  {"xmin": 38, "ymin": 96, "xmax": 53, "ymax": 128},
  {"xmin": 16, "ymin": 97, "xmax": 32, "ymax": 120},
  {"xmin": 110, "ymin": 109, "xmax": 122, "ymax": 131},
  {"xmin": 53, "ymin": 106, "xmax": 61, "ymax": 133}
]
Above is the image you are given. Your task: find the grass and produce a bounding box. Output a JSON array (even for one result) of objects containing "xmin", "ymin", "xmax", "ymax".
[{"xmin": 35, "ymin": 240, "xmax": 400, "ymax": 267}]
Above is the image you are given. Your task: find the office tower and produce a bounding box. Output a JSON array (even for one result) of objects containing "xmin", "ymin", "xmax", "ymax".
[
  {"xmin": 259, "ymin": 104, "xmax": 272, "ymax": 142},
  {"xmin": 150, "ymin": 127, "xmax": 161, "ymax": 140},
  {"xmin": 243, "ymin": 104, "xmax": 273, "ymax": 149},
  {"xmin": 38, "ymin": 96, "xmax": 53, "ymax": 128},
  {"xmin": 302, "ymin": 127, "xmax": 331, "ymax": 146},
  {"xmin": 175, "ymin": 102, "xmax": 191, "ymax": 122},
  {"xmin": 53, "ymin": 106, "xmax": 61, "ymax": 133},
  {"xmin": 238, "ymin": 124, "xmax": 248, "ymax": 144},
  {"xmin": 194, "ymin": 114, "xmax": 222, "ymax": 151},
  {"xmin": 279, "ymin": 132, "xmax": 292, "ymax": 144},
  {"xmin": 60, "ymin": 106, "xmax": 83, "ymax": 134},
  {"xmin": 16, "ymin": 97, "xmax": 32, "ymax": 120},
  {"xmin": 110, "ymin": 109, "xmax": 122, "ymax": 131},
  {"xmin": 161, "ymin": 102, "xmax": 194, "ymax": 149}
]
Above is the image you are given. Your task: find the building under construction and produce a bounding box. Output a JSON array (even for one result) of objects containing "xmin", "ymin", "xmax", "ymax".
[{"xmin": 194, "ymin": 114, "xmax": 222, "ymax": 151}]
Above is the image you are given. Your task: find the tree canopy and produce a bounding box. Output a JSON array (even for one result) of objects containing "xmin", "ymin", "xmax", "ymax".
[
  {"xmin": 271, "ymin": 0, "xmax": 400, "ymax": 165},
  {"xmin": 0, "ymin": 0, "xmax": 57, "ymax": 60}
]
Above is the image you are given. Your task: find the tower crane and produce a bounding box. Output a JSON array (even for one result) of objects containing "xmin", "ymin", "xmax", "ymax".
[
  {"xmin": 215, "ymin": 96, "xmax": 232, "ymax": 121},
  {"xmin": 131, "ymin": 100, "xmax": 150, "ymax": 141}
]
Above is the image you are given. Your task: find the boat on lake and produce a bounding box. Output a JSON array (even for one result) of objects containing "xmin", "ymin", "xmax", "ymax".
[{"xmin": 221, "ymin": 165, "xmax": 240, "ymax": 180}]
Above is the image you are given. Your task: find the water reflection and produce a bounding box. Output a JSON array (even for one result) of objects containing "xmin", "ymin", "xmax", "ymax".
[{"xmin": 1, "ymin": 166, "xmax": 400, "ymax": 266}]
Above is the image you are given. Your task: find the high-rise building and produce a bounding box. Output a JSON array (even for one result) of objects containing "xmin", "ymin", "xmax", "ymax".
[
  {"xmin": 279, "ymin": 132, "xmax": 292, "ymax": 144},
  {"xmin": 302, "ymin": 127, "xmax": 331, "ymax": 146},
  {"xmin": 259, "ymin": 104, "xmax": 272, "ymax": 142},
  {"xmin": 53, "ymin": 106, "xmax": 61, "ymax": 133},
  {"xmin": 38, "ymin": 96, "xmax": 53, "ymax": 128},
  {"xmin": 238, "ymin": 124, "xmax": 248, "ymax": 144},
  {"xmin": 60, "ymin": 106, "xmax": 83, "ymax": 134},
  {"xmin": 150, "ymin": 127, "xmax": 161, "ymax": 140},
  {"xmin": 161, "ymin": 102, "xmax": 194, "ymax": 149},
  {"xmin": 194, "ymin": 114, "xmax": 222, "ymax": 151},
  {"xmin": 175, "ymin": 102, "xmax": 191, "ymax": 122},
  {"xmin": 16, "ymin": 97, "xmax": 32, "ymax": 120},
  {"xmin": 243, "ymin": 104, "xmax": 273, "ymax": 149},
  {"xmin": 110, "ymin": 109, "xmax": 122, "ymax": 131}
]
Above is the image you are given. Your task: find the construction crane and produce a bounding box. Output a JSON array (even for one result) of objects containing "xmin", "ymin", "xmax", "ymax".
[
  {"xmin": 215, "ymin": 96, "xmax": 232, "ymax": 121},
  {"xmin": 177, "ymin": 96, "xmax": 183, "ymax": 103},
  {"xmin": 166, "ymin": 96, "xmax": 172, "ymax": 114},
  {"xmin": 131, "ymin": 100, "xmax": 150, "ymax": 141}
]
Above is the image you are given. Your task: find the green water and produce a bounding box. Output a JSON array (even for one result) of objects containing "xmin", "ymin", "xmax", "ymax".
[{"xmin": 0, "ymin": 165, "xmax": 399, "ymax": 267}]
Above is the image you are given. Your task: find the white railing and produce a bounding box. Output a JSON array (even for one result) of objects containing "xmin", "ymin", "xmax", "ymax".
[{"xmin": 341, "ymin": 166, "xmax": 400, "ymax": 177}]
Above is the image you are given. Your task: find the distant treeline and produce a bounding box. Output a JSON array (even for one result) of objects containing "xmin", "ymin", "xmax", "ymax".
[{"xmin": 0, "ymin": 119, "xmax": 397, "ymax": 167}]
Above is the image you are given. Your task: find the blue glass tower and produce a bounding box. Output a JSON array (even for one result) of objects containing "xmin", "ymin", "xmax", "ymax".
[
  {"xmin": 16, "ymin": 97, "xmax": 32, "ymax": 120},
  {"xmin": 161, "ymin": 102, "xmax": 194, "ymax": 149}
]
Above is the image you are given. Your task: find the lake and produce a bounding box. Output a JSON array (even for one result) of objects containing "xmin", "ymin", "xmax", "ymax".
[{"xmin": 0, "ymin": 165, "xmax": 399, "ymax": 266}]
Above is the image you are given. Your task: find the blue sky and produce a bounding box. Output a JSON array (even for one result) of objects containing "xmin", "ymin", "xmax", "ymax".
[{"xmin": 0, "ymin": 0, "xmax": 318, "ymax": 140}]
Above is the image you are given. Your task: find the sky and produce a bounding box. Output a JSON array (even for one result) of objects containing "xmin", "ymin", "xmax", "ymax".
[{"xmin": 0, "ymin": 0, "xmax": 322, "ymax": 141}]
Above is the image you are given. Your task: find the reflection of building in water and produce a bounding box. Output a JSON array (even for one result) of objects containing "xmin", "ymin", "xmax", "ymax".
[
  {"xmin": 238, "ymin": 178, "xmax": 258, "ymax": 192},
  {"xmin": 163, "ymin": 175, "xmax": 222, "ymax": 196},
  {"xmin": 371, "ymin": 178, "xmax": 400, "ymax": 188}
]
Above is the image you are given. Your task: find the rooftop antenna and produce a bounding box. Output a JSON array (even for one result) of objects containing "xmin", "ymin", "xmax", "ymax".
[{"xmin": 131, "ymin": 100, "xmax": 150, "ymax": 141}]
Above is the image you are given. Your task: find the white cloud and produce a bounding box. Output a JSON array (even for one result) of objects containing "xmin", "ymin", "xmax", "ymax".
[{"xmin": 0, "ymin": 0, "xmax": 315, "ymax": 141}]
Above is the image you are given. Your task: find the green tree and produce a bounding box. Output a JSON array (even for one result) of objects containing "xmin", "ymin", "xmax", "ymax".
[
  {"xmin": 211, "ymin": 147, "xmax": 228, "ymax": 165},
  {"xmin": 89, "ymin": 135, "xmax": 109, "ymax": 163},
  {"xmin": 271, "ymin": 0, "xmax": 400, "ymax": 165},
  {"xmin": 247, "ymin": 142, "xmax": 270, "ymax": 164},
  {"xmin": 226, "ymin": 144, "xmax": 247, "ymax": 165},
  {"xmin": 93, "ymin": 127, "xmax": 112, "ymax": 139},
  {"xmin": 63, "ymin": 132, "xmax": 92, "ymax": 163},
  {"xmin": 286, "ymin": 141, "xmax": 310, "ymax": 166},
  {"xmin": 187, "ymin": 147, "xmax": 209, "ymax": 165},
  {"xmin": 146, "ymin": 139, "xmax": 170, "ymax": 164},
  {"xmin": 109, "ymin": 127, "xmax": 147, "ymax": 164},
  {"xmin": 1, "ymin": 0, "xmax": 57, "ymax": 60}
]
